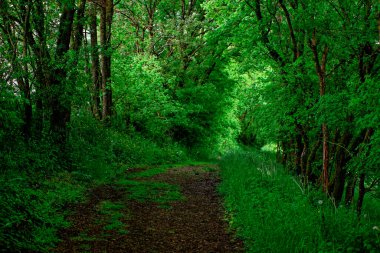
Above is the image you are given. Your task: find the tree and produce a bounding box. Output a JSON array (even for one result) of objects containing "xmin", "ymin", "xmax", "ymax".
[
  {"xmin": 205, "ymin": 0, "xmax": 379, "ymax": 209},
  {"xmin": 90, "ymin": 2, "xmax": 102, "ymax": 119},
  {"xmin": 100, "ymin": 0, "xmax": 114, "ymax": 121},
  {"xmin": 0, "ymin": 0, "xmax": 90, "ymax": 146}
]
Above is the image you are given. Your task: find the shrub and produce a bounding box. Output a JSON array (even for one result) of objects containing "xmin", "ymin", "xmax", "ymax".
[
  {"xmin": 219, "ymin": 150, "xmax": 380, "ymax": 253},
  {"xmin": 0, "ymin": 171, "xmax": 85, "ymax": 252}
]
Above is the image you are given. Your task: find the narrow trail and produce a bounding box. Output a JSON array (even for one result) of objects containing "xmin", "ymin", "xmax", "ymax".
[{"xmin": 55, "ymin": 165, "xmax": 244, "ymax": 253}]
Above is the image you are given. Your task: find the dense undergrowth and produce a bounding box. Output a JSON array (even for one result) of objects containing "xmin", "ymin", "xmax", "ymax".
[
  {"xmin": 0, "ymin": 114, "xmax": 188, "ymax": 252},
  {"xmin": 219, "ymin": 150, "xmax": 380, "ymax": 253}
]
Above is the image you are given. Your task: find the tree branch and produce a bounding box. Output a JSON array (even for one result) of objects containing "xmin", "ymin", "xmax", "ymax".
[{"xmin": 279, "ymin": 0, "xmax": 299, "ymax": 61}]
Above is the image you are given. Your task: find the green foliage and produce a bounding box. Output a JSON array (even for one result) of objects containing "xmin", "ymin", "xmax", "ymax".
[
  {"xmin": 349, "ymin": 77, "xmax": 380, "ymax": 174},
  {"xmin": 206, "ymin": 0, "xmax": 379, "ymax": 217},
  {"xmin": 0, "ymin": 89, "xmax": 22, "ymax": 145},
  {"xmin": 117, "ymin": 179, "xmax": 184, "ymax": 208},
  {"xmin": 126, "ymin": 164, "xmax": 182, "ymax": 179},
  {"xmin": 0, "ymin": 171, "xmax": 85, "ymax": 252},
  {"xmin": 0, "ymin": 112, "xmax": 188, "ymax": 252},
  {"xmin": 110, "ymin": 0, "xmax": 242, "ymax": 157},
  {"xmin": 171, "ymin": 80, "xmax": 240, "ymax": 154},
  {"xmin": 113, "ymin": 54, "xmax": 180, "ymax": 140},
  {"xmin": 96, "ymin": 201, "xmax": 129, "ymax": 235},
  {"xmin": 1, "ymin": 0, "xmax": 378, "ymax": 251},
  {"xmin": 219, "ymin": 150, "xmax": 380, "ymax": 253},
  {"xmin": 68, "ymin": 113, "xmax": 188, "ymax": 181}
]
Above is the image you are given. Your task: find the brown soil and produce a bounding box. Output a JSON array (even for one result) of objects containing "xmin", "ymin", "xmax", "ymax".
[{"xmin": 54, "ymin": 165, "xmax": 244, "ymax": 253}]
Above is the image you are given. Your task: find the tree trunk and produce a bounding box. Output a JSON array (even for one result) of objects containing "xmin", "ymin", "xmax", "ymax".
[
  {"xmin": 295, "ymin": 133, "xmax": 303, "ymax": 175},
  {"xmin": 310, "ymin": 30, "xmax": 329, "ymax": 193},
  {"xmin": 281, "ymin": 141, "xmax": 289, "ymax": 166},
  {"xmin": 300, "ymin": 132, "xmax": 309, "ymax": 177},
  {"xmin": 100, "ymin": 0, "xmax": 114, "ymax": 121},
  {"xmin": 355, "ymin": 128, "xmax": 374, "ymax": 215},
  {"xmin": 345, "ymin": 175, "xmax": 357, "ymax": 207},
  {"xmin": 21, "ymin": 2, "xmax": 33, "ymax": 140},
  {"xmin": 73, "ymin": 0, "xmax": 86, "ymax": 53},
  {"xmin": 50, "ymin": 1, "xmax": 76, "ymax": 144},
  {"xmin": 306, "ymin": 137, "xmax": 321, "ymax": 183},
  {"xmin": 331, "ymin": 132, "xmax": 351, "ymax": 204},
  {"xmin": 90, "ymin": 2, "xmax": 102, "ymax": 119},
  {"xmin": 27, "ymin": 0, "xmax": 49, "ymax": 137},
  {"xmin": 357, "ymin": 173, "xmax": 366, "ymax": 216}
]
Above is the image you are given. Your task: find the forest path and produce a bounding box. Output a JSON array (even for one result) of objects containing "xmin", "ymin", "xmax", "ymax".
[{"xmin": 55, "ymin": 164, "xmax": 244, "ymax": 252}]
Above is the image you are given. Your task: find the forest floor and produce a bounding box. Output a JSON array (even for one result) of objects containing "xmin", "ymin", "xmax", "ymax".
[{"xmin": 54, "ymin": 164, "xmax": 244, "ymax": 253}]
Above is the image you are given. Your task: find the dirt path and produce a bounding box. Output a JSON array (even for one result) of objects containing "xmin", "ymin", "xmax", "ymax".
[{"xmin": 55, "ymin": 165, "xmax": 244, "ymax": 252}]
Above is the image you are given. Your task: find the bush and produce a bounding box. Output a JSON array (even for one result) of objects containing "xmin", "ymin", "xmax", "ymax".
[
  {"xmin": 0, "ymin": 112, "xmax": 189, "ymax": 252},
  {"xmin": 0, "ymin": 171, "xmax": 85, "ymax": 252},
  {"xmin": 68, "ymin": 113, "xmax": 188, "ymax": 181},
  {"xmin": 219, "ymin": 150, "xmax": 380, "ymax": 253}
]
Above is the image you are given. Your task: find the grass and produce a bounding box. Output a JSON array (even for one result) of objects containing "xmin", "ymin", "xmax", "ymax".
[
  {"xmin": 219, "ymin": 150, "xmax": 380, "ymax": 253},
  {"xmin": 121, "ymin": 163, "xmax": 218, "ymax": 207},
  {"xmin": 0, "ymin": 114, "xmax": 189, "ymax": 252},
  {"xmin": 126, "ymin": 164, "xmax": 177, "ymax": 179},
  {"xmin": 70, "ymin": 232, "xmax": 98, "ymax": 242},
  {"xmin": 86, "ymin": 163, "xmax": 190, "ymax": 241},
  {"xmin": 126, "ymin": 162, "xmax": 216, "ymax": 179},
  {"xmin": 117, "ymin": 179, "xmax": 184, "ymax": 208},
  {"xmin": 96, "ymin": 201, "xmax": 129, "ymax": 235},
  {"xmin": 0, "ymin": 170, "xmax": 86, "ymax": 252}
]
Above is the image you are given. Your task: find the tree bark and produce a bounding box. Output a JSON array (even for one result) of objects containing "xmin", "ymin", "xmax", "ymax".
[
  {"xmin": 355, "ymin": 128, "xmax": 374, "ymax": 215},
  {"xmin": 309, "ymin": 30, "xmax": 330, "ymax": 193},
  {"xmin": 279, "ymin": 0, "xmax": 299, "ymax": 61},
  {"xmin": 28, "ymin": 0, "xmax": 50, "ymax": 136},
  {"xmin": 90, "ymin": 2, "xmax": 102, "ymax": 119},
  {"xmin": 73, "ymin": 0, "xmax": 86, "ymax": 53},
  {"xmin": 306, "ymin": 135, "xmax": 321, "ymax": 183},
  {"xmin": 251, "ymin": 0, "xmax": 284, "ymax": 66},
  {"xmin": 20, "ymin": 1, "xmax": 33, "ymax": 139},
  {"xmin": 345, "ymin": 175, "xmax": 357, "ymax": 207},
  {"xmin": 50, "ymin": 1, "xmax": 76, "ymax": 144},
  {"xmin": 331, "ymin": 132, "xmax": 351, "ymax": 204},
  {"xmin": 295, "ymin": 133, "xmax": 303, "ymax": 175},
  {"xmin": 357, "ymin": 173, "xmax": 366, "ymax": 216},
  {"xmin": 344, "ymin": 129, "xmax": 370, "ymax": 207},
  {"xmin": 300, "ymin": 132, "xmax": 309, "ymax": 177},
  {"xmin": 100, "ymin": 0, "xmax": 114, "ymax": 121}
]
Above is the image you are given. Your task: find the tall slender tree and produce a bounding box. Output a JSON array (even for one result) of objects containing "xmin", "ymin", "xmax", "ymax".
[
  {"xmin": 90, "ymin": 2, "xmax": 102, "ymax": 119},
  {"xmin": 100, "ymin": 0, "xmax": 114, "ymax": 121}
]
